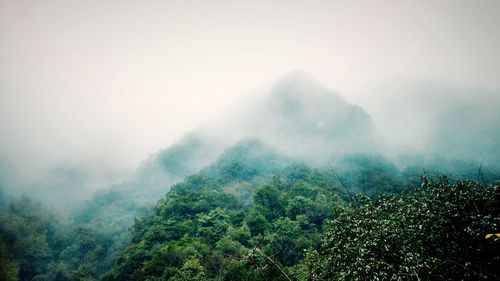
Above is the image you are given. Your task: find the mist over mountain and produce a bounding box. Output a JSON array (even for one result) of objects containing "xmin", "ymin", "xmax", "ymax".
[
  {"xmin": 1, "ymin": 72, "xmax": 499, "ymax": 281},
  {"xmin": 119, "ymin": 72, "xmax": 499, "ymax": 206},
  {"xmin": 87, "ymin": 72, "xmax": 380, "ymax": 206},
  {"xmin": 359, "ymin": 80, "xmax": 500, "ymax": 167},
  {"xmin": 3, "ymin": 72, "xmax": 499, "ymax": 210},
  {"xmin": 239, "ymin": 72, "xmax": 381, "ymax": 163},
  {"xmin": 191, "ymin": 72, "xmax": 382, "ymax": 164},
  {"xmin": 2, "ymin": 1, "xmax": 500, "ymax": 279},
  {"xmin": 425, "ymin": 89, "xmax": 500, "ymax": 165},
  {"xmin": 68, "ymin": 72, "xmax": 500, "ymax": 239},
  {"xmin": 68, "ymin": 73, "xmax": 379, "ymax": 228}
]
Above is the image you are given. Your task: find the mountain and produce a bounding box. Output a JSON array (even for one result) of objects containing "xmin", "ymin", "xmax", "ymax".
[
  {"xmin": 257, "ymin": 72, "xmax": 380, "ymax": 162},
  {"xmin": 429, "ymin": 94, "xmax": 500, "ymax": 165},
  {"xmin": 71, "ymin": 132, "xmax": 226, "ymax": 236},
  {"xmin": 79, "ymin": 71, "xmax": 381, "ymax": 218},
  {"xmin": 125, "ymin": 132, "xmax": 226, "ymax": 204},
  {"xmin": 212, "ymin": 71, "xmax": 381, "ymax": 164},
  {"xmin": 72, "ymin": 74, "xmax": 500, "ymax": 251},
  {"xmin": 65, "ymin": 73, "xmax": 382, "ymax": 276},
  {"xmin": 365, "ymin": 80, "xmax": 500, "ymax": 167},
  {"xmin": 3, "ymin": 73, "xmax": 500, "ymax": 281}
]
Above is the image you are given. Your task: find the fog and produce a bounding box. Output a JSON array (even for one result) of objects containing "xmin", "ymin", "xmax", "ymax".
[{"xmin": 1, "ymin": 0, "xmax": 500, "ymax": 205}]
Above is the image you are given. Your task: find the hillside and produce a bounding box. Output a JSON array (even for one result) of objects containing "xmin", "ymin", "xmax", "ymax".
[{"xmin": 1, "ymin": 74, "xmax": 499, "ymax": 281}]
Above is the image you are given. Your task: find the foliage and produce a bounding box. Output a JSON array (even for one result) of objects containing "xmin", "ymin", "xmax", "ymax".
[
  {"xmin": 338, "ymin": 153, "xmax": 408, "ymax": 196},
  {"xmin": 0, "ymin": 196, "xmax": 67, "ymax": 281},
  {"xmin": 102, "ymin": 165, "xmax": 343, "ymax": 281},
  {"xmin": 1, "ymin": 146, "xmax": 499, "ymax": 281},
  {"xmin": 305, "ymin": 177, "xmax": 500, "ymax": 280}
]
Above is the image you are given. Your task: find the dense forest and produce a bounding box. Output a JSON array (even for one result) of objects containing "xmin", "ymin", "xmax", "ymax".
[
  {"xmin": 2, "ymin": 0, "xmax": 500, "ymax": 279},
  {"xmin": 1, "ymin": 139, "xmax": 499, "ymax": 280},
  {"xmin": 1, "ymin": 73, "xmax": 500, "ymax": 281}
]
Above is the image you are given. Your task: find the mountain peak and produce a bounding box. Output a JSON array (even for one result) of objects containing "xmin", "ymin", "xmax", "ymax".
[
  {"xmin": 273, "ymin": 71, "xmax": 326, "ymax": 96},
  {"xmin": 274, "ymin": 70, "xmax": 318, "ymax": 87},
  {"xmin": 271, "ymin": 71, "xmax": 344, "ymax": 106}
]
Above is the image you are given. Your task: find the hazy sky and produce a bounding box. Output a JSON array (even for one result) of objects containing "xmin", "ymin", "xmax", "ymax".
[{"xmin": 1, "ymin": 0, "xmax": 500, "ymax": 175}]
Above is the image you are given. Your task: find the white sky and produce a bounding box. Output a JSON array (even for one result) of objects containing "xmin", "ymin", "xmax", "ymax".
[{"xmin": 1, "ymin": 0, "xmax": 500, "ymax": 174}]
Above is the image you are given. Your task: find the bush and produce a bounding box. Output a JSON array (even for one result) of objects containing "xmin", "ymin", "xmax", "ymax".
[{"xmin": 305, "ymin": 177, "xmax": 500, "ymax": 280}]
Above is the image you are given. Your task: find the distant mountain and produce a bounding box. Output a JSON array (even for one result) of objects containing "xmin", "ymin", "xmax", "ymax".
[
  {"xmin": 3, "ymin": 73, "xmax": 500, "ymax": 281},
  {"xmin": 220, "ymin": 71, "xmax": 382, "ymax": 164},
  {"xmin": 429, "ymin": 95, "xmax": 500, "ymax": 165},
  {"xmin": 82, "ymin": 71, "xmax": 381, "ymax": 211},
  {"xmin": 260, "ymin": 72, "xmax": 379, "ymax": 158},
  {"xmin": 371, "ymin": 80, "xmax": 500, "ymax": 167},
  {"xmin": 71, "ymin": 72, "xmax": 386, "ymax": 246},
  {"xmin": 72, "ymin": 72, "xmax": 382, "ymax": 244},
  {"xmin": 77, "ymin": 73, "xmax": 500, "ymax": 233}
]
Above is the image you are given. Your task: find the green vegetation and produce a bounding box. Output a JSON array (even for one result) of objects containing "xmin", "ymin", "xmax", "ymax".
[
  {"xmin": 1, "ymin": 145, "xmax": 499, "ymax": 280},
  {"xmin": 0, "ymin": 194, "xmax": 131, "ymax": 281},
  {"xmin": 0, "ymin": 196, "xmax": 66, "ymax": 281},
  {"xmin": 2, "ymin": 66, "xmax": 500, "ymax": 281},
  {"xmin": 101, "ymin": 164, "xmax": 344, "ymax": 281},
  {"xmin": 306, "ymin": 177, "xmax": 500, "ymax": 280}
]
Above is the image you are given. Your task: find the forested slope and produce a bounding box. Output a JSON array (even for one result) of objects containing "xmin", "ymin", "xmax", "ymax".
[{"xmin": 1, "ymin": 73, "xmax": 500, "ymax": 280}]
